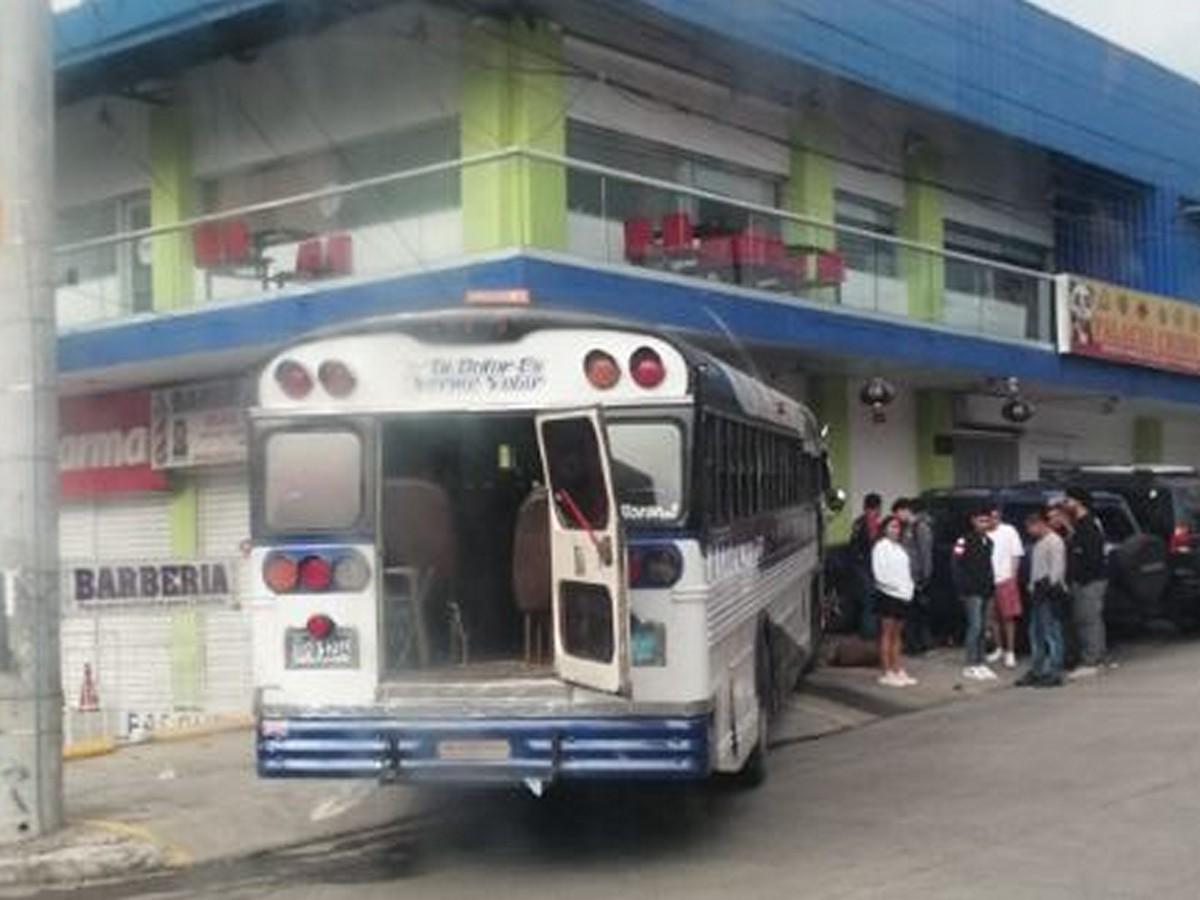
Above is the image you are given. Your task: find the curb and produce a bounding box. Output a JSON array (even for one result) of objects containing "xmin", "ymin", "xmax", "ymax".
[
  {"xmin": 64, "ymin": 715, "xmax": 254, "ymax": 762},
  {"xmin": 0, "ymin": 821, "xmax": 182, "ymax": 887}
]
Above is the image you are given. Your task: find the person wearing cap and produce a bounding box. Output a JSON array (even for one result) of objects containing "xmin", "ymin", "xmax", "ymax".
[
  {"xmin": 952, "ymin": 507, "xmax": 997, "ymax": 681},
  {"xmin": 1063, "ymin": 486, "xmax": 1108, "ymax": 678}
]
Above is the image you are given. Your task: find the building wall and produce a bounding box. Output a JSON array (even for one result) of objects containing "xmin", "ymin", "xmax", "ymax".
[{"xmin": 847, "ymin": 378, "xmax": 919, "ymax": 511}]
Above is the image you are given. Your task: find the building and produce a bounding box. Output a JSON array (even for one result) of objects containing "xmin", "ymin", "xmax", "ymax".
[{"xmin": 50, "ymin": 0, "xmax": 1200, "ymax": 733}]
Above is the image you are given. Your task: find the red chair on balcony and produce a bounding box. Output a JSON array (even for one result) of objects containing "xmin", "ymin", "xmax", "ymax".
[
  {"xmin": 221, "ymin": 220, "xmax": 253, "ymax": 266},
  {"xmin": 734, "ymin": 228, "xmax": 785, "ymax": 289},
  {"xmin": 698, "ymin": 234, "xmax": 736, "ymax": 283},
  {"xmin": 324, "ymin": 233, "xmax": 354, "ymax": 276},
  {"xmin": 816, "ymin": 250, "xmax": 846, "ymax": 285},
  {"xmin": 623, "ymin": 218, "xmax": 655, "ymax": 265},
  {"xmin": 295, "ymin": 239, "xmax": 324, "ymax": 278},
  {"xmin": 661, "ymin": 212, "xmax": 698, "ymax": 272},
  {"xmin": 192, "ymin": 224, "xmax": 223, "ymax": 269}
]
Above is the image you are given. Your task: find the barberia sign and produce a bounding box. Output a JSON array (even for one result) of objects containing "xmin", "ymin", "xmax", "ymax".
[
  {"xmin": 68, "ymin": 560, "xmax": 235, "ymax": 608},
  {"xmin": 1059, "ymin": 275, "xmax": 1200, "ymax": 376},
  {"xmin": 60, "ymin": 390, "xmax": 168, "ymax": 497}
]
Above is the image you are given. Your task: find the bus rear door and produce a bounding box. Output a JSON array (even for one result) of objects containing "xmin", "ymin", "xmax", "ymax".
[{"xmin": 536, "ymin": 410, "xmax": 630, "ymax": 696}]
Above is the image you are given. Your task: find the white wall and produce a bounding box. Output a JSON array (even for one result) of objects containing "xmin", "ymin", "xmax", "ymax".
[
  {"xmin": 56, "ymin": 98, "xmax": 150, "ymax": 207},
  {"xmin": 1162, "ymin": 417, "xmax": 1200, "ymax": 468},
  {"xmin": 1017, "ymin": 401, "xmax": 1134, "ymax": 479},
  {"xmin": 848, "ymin": 378, "xmax": 919, "ymax": 511}
]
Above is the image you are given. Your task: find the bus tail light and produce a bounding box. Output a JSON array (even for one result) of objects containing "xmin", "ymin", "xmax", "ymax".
[
  {"xmin": 584, "ymin": 350, "xmax": 620, "ymax": 389},
  {"xmin": 1170, "ymin": 525, "xmax": 1193, "ymax": 554},
  {"xmin": 628, "ymin": 544, "xmax": 682, "ymax": 588},
  {"xmin": 306, "ymin": 614, "xmax": 336, "ymax": 641},
  {"xmin": 332, "ymin": 552, "xmax": 371, "ymax": 591},
  {"xmin": 275, "ymin": 359, "xmax": 313, "ymax": 399},
  {"xmin": 630, "ymin": 347, "xmax": 666, "ymax": 388},
  {"xmin": 263, "ymin": 554, "xmax": 299, "ymax": 593},
  {"xmin": 318, "ymin": 360, "xmax": 357, "ymax": 397},
  {"xmin": 298, "ymin": 555, "xmax": 333, "ymax": 591}
]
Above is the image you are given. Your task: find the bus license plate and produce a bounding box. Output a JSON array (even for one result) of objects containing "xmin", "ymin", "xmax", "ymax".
[
  {"xmin": 285, "ymin": 628, "xmax": 359, "ymax": 669},
  {"xmin": 437, "ymin": 740, "xmax": 511, "ymax": 762}
]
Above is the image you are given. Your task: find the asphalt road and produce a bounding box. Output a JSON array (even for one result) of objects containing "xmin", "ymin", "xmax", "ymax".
[{"xmin": 31, "ymin": 635, "xmax": 1200, "ymax": 899}]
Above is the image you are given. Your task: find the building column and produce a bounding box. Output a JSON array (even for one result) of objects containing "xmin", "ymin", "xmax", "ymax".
[
  {"xmin": 916, "ymin": 389, "xmax": 954, "ymax": 490},
  {"xmin": 900, "ymin": 142, "xmax": 944, "ymax": 322},
  {"xmin": 810, "ymin": 376, "xmax": 851, "ymax": 543},
  {"xmin": 168, "ymin": 474, "xmax": 203, "ymax": 708},
  {"xmin": 782, "ymin": 138, "xmax": 835, "ymax": 252},
  {"xmin": 461, "ymin": 16, "xmax": 566, "ymax": 253},
  {"xmin": 1133, "ymin": 416, "xmax": 1164, "ymax": 464},
  {"xmin": 149, "ymin": 100, "xmax": 195, "ymax": 312}
]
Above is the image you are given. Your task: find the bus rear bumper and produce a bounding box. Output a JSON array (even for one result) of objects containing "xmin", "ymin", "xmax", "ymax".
[{"xmin": 256, "ymin": 714, "xmax": 711, "ymax": 783}]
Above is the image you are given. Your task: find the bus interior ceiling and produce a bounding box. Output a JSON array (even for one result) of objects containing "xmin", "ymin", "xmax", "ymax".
[{"xmin": 379, "ymin": 415, "xmax": 552, "ymax": 677}]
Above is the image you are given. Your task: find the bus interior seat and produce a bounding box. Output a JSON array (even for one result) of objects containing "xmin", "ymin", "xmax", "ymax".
[
  {"xmin": 382, "ymin": 478, "xmax": 459, "ymax": 667},
  {"xmin": 511, "ymin": 485, "xmax": 552, "ymax": 665}
]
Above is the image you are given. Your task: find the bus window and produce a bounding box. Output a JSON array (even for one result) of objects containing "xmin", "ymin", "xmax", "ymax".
[
  {"xmin": 607, "ymin": 421, "xmax": 684, "ymax": 523},
  {"xmin": 542, "ymin": 417, "xmax": 610, "ymax": 530},
  {"xmin": 265, "ymin": 430, "xmax": 363, "ymax": 532}
]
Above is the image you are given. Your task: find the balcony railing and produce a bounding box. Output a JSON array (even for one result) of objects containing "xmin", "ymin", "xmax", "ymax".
[{"xmin": 54, "ymin": 147, "xmax": 1057, "ymax": 345}]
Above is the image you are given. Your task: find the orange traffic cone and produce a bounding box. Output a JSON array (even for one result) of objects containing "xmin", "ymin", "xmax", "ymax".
[{"xmin": 79, "ymin": 663, "xmax": 100, "ymax": 712}]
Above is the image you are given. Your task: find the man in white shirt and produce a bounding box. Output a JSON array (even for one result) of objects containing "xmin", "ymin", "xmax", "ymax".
[{"xmin": 987, "ymin": 507, "xmax": 1025, "ymax": 669}]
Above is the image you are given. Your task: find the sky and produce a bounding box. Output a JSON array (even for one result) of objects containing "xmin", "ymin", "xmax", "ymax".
[{"xmin": 1028, "ymin": 0, "xmax": 1200, "ymax": 84}]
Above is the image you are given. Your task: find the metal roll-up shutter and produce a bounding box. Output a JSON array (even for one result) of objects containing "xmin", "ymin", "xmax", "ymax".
[
  {"xmin": 59, "ymin": 503, "xmax": 97, "ymax": 561},
  {"xmin": 93, "ymin": 494, "xmax": 173, "ymax": 559},
  {"xmin": 196, "ymin": 468, "xmax": 254, "ymax": 714}
]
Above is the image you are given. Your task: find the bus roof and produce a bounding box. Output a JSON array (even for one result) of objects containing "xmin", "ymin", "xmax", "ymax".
[{"xmin": 262, "ymin": 307, "xmax": 821, "ymax": 445}]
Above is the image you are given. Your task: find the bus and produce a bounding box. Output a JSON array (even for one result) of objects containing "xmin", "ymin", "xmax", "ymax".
[{"xmin": 251, "ymin": 308, "xmax": 833, "ymax": 789}]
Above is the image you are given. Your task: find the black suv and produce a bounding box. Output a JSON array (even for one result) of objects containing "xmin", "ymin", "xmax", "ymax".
[
  {"xmin": 1067, "ymin": 466, "xmax": 1200, "ymax": 625},
  {"xmin": 921, "ymin": 483, "xmax": 1169, "ymax": 635}
]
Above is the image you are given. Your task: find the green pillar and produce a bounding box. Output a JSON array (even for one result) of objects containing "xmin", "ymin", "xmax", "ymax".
[
  {"xmin": 916, "ymin": 389, "xmax": 955, "ymax": 490},
  {"xmin": 149, "ymin": 101, "xmax": 195, "ymax": 311},
  {"xmin": 810, "ymin": 376, "xmax": 851, "ymax": 543},
  {"xmin": 1133, "ymin": 416, "xmax": 1164, "ymax": 464},
  {"xmin": 461, "ymin": 17, "xmax": 566, "ymax": 253},
  {"xmin": 169, "ymin": 476, "xmax": 198, "ymax": 557},
  {"xmin": 170, "ymin": 609, "xmax": 204, "ymax": 710},
  {"xmin": 782, "ymin": 141, "xmax": 835, "ymax": 252},
  {"xmin": 900, "ymin": 144, "xmax": 944, "ymax": 322}
]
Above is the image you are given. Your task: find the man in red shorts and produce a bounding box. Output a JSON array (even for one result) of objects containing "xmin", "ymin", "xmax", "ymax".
[{"xmin": 986, "ymin": 506, "xmax": 1025, "ymax": 669}]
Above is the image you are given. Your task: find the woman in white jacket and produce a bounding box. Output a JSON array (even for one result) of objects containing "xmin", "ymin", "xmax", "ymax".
[{"xmin": 872, "ymin": 516, "xmax": 917, "ymax": 687}]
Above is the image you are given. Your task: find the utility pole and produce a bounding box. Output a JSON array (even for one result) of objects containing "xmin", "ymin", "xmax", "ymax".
[{"xmin": 0, "ymin": 0, "xmax": 63, "ymax": 839}]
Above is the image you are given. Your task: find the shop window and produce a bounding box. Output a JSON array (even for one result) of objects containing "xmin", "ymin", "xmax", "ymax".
[{"xmin": 835, "ymin": 191, "xmax": 899, "ymax": 278}]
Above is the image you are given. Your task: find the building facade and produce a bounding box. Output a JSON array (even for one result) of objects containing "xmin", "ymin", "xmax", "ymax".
[{"xmin": 49, "ymin": 0, "xmax": 1200, "ymax": 734}]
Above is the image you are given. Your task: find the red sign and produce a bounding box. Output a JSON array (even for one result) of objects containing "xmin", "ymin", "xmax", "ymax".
[{"xmin": 60, "ymin": 391, "xmax": 169, "ymax": 497}]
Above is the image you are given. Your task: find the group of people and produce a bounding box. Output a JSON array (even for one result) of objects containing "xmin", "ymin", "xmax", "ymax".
[{"xmin": 850, "ymin": 487, "xmax": 1110, "ymax": 690}]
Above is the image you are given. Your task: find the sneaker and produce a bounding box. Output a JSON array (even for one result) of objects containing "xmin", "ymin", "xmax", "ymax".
[
  {"xmin": 897, "ymin": 670, "xmax": 919, "ymax": 686},
  {"xmin": 1034, "ymin": 674, "xmax": 1065, "ymax": 688},
  {"xmin": 877, "ymin": 672, "xmax": 904, "ymax": 687},
  {"xmin": 1014, "ymin": 671, "xmax": 1039, "ymax": 687},
  {"xmin": 977, "ymin": 665, "xmax": 999, "ymax": 680},
  {"xmin": 962, "ymin": 666, "xmax": 985, "ymax": 681},
  {"xmin": 1004, "ymin": 651, "xmax": 1018, "ymax": 669},
  {"xmin": 986, "ymin": 648, "xmax": 1003, "ymax": 663},
  {"xmin": 1068, "ymin": 665, "xmax": 1100, "ymax": 680}
]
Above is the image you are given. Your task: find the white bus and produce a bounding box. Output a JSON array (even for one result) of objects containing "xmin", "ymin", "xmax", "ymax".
[{"xmin": 252, "ymin": 308, "xmax": 832, "ymax": 788}]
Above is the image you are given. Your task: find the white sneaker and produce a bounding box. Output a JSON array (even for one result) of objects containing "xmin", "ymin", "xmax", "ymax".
[
  {"xmin": 962, "ymin": 666, "xmax": 984, "ymax": 681},
  {"xmin": 986, "ymin": 648, "xmax": 1003, "ymax": 663},
  {"xmin": 897, "ymin": 670, "xmax": 919, "ymax": 686},
  {"xmin": 1069, "ymin": 665, "xmax": 1100, "ymax": 680},
  {"xmin": 978, "ymin": 665, "xmax": 999, "ymax": 680},
  {"xmin": 878, "ymin": 672, "xmax": 903, "ymax": 687},
  {"xmin": 1004, "ymin": 651, "xmax": 1017, "ymax": 670}
]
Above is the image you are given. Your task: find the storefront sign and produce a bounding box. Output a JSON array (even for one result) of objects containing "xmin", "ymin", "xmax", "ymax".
[
  {"xmin": 1059, "ymin": 275, "xmax": 1200, "ymax": 376},
  {"xmin": 67, "ymin": 559, "xmax": 235, "ymax": 608},
  {"xmin": 60, "ymin": 390, "xmax": 169, "ymax": 497},
  {"xmin": 151, "ymin": 378, "xmax": 249, "ymax": 469}
]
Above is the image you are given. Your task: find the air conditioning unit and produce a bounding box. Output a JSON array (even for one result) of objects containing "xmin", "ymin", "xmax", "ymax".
[{"xmin": 954, "ymin": 394, "xmax": 1025, "ymax": 434}]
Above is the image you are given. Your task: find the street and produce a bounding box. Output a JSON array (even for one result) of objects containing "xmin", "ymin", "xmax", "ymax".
[{"xmin": 19, "ymin": 633, "xmax": 1200, "ymax": 900}]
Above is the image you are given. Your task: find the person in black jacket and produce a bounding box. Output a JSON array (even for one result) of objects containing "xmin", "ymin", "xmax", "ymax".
[
  {"xmin": 952, "ymin": 507, "xmax": 997, "ymax": 681},
  {"xmin": 1063, "ymin": 487, "xmax": 1108, "ymax": 678}
]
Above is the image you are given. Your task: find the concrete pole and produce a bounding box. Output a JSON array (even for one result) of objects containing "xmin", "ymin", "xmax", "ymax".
[{"xmin": 0, "ymin": 0, "xmax": 63, "ymax": 838}]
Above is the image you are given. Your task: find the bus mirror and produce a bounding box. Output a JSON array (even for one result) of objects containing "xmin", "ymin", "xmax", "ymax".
[{"xmin": 826, "ymin": 488, "xmax": 847, "ymax": 514}]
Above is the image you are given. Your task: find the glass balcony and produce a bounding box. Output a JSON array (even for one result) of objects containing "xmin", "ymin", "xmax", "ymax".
[{"xmin": 54, "ymin": 149, "xmax": 1057, "ymax": 345}]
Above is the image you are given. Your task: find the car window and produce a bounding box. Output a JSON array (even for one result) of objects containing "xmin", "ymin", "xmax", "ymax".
[{"xmin": 1171, "ymin": 483, "xmax": 1200, "ymax": 531}]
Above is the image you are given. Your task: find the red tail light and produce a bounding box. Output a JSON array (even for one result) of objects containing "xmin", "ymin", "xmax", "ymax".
[
  {"xmin": 1170, "ymin": 525, "xmax": 1192, "ymax": 553},
  {"xmin": 318, "ymin": 360, "xmax": 356, "ymax": 397},
  {"xmin": 275, "ymin": 359, "xmax": 313, "ymax": 399},
  {"xmin": 584, "ymin": 350, "xmax": 620, "ymax": 389},
  {"xmin": 298, "ymin": 555, "xmax": 333, "ymax": 591},
  {"xmin": 263, "ymin": 554, "xmax": 298, "ymax": 593},
  {"xmin": 630, "ymin": 347, "xmax": 666, "ymax": 388},
  {"xmin": 306, "ymin": 614, "xmax": 336, "ymax": 641}
]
